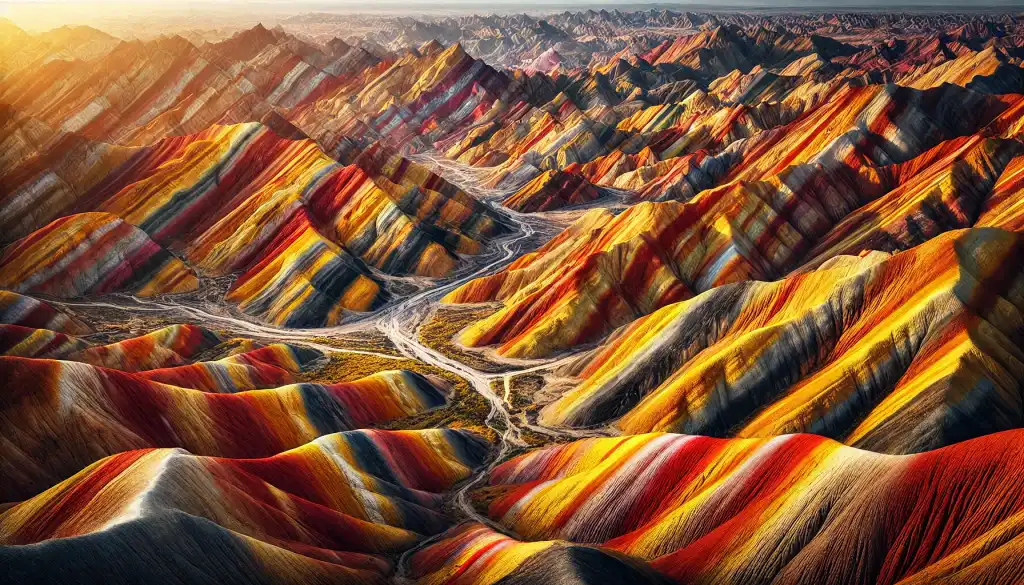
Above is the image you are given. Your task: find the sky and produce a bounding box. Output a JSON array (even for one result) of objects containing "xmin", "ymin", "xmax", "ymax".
[{"xmin": 3, "ymin": 0, "xmax": 1021, "ymax": 32}]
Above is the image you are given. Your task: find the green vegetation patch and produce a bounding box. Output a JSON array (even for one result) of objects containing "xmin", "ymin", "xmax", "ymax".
[{"xmin": 418, "ymin": 304, "xmax": 503, "ymax": 373}]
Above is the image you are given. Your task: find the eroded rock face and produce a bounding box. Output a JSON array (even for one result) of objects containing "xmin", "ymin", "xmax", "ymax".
[
  {"xmin": 0, "ymin": 212, "xmax": 199, "ymax": 298},
  {"xmin": 447, "ymin": 86, "xmax": 1024, "ymax": 360},
  {"xmin": 502, "ymin": 168, "xmax": 600, "ymax": 212},
  {"xmin": 408, "ymin": 523, "xmax": 673, "ymax": 585},
  {"xmin": 477, "ymin": 431, "xmax": 1024, "ymax": 585},
  {"xmin": 546, "ymin": 228, "xmax": 1024, "ymax": 455},
  {"xmin": 0, "ymin": 429, "xmax": 488, "ymax": 585},
  {"xmin": 0, "ymin": 333, "xmax": 459, "ymax": 500},
  {"xmin": 1, "ymin": 120, "xmax": 506, "ymax": 325}
]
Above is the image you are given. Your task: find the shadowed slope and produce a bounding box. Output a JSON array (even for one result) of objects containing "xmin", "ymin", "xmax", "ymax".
[
  {"xmin": 0, "ymin": 353, "xmax": 450, "ymax": 500},
  {"xmin": 502, "ymin": 169, "xmax": 601, "ymax": 212}
]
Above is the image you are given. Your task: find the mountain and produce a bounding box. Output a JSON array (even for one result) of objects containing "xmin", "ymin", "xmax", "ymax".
[
  {"xmin": 473, "ymin": 430, "xmax": 1024, "ymax": 585},
  {"xmin": 1, "ymin": 121, "xmax": 504, "ymax": 325},
  {"xmin": 4, "ymin": 11, "xmax": 1024, "ymax": 585},
  {"xmin": 502, "ymin": 168, "xmax": 600, "ymax": 212},
  {"xmin": 444, "ymin": 84, "xmax": 1023, "ymax": 359},
  {"xmin": 525, "ymin": 48, "xmax": 563, "ymax": 74},
  {"xmin": 409, "ymin": 523, "xmax": 672, "ymax": 585},
  {"xmin": 0, "ymin": 323, "xmax": 455, "ymax": 500},
  {"xmin": 0, "ymin": 213, "xmax": 198, "ymax": 298},
  {"xmin": 546, "ymin": 228, "xmax": 1024, "ymax": 454},
  {"xmin": 0, "ymin": 290, "xmax": 91, "ymax": 335},
  {"xmin": 2, "ymin": 429, "xmax": 487, "ymax": 585}
]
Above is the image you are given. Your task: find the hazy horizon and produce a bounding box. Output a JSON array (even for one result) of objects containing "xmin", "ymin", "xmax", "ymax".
[{"xmin": 3, "ymin": 0, "xmax": 1022, "ymax": 33}]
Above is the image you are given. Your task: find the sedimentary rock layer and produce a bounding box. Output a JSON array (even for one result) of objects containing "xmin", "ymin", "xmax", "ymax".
[
  {"xmin": 482, "ymin": 430, "xmax": 1024, "ymax": 585},
  {"xmin": 1, "ymin": 429, "xmax": 488, "ymax": 585}
]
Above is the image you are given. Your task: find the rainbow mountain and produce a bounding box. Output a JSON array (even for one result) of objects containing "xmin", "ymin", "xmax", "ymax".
[{"xmin": 4, "ymin": 10, "xmax": 1024, "ymax": 585}]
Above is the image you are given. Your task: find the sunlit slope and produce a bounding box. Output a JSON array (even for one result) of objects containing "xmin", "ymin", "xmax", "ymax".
[
  {"xmin": 1, "ymin": 429, "xmax": 487, "ymax": 585},
  {"xmin": 0, "ymin": 212, "xmax": 198, "ymax": 298},
  {"xmin": 445, "ymin": 84, "xmax": 1024, "ymax": 359},
  {"xmin": 541, "ymin": 228, "xmax": 1023, "ymax": 455},
  {"xmin": 408, "ymin": 523, "xmax": 670, "ymax": 585},
  {"xmin": 0, "ymin": 24, "xmax": 379, "ymax": 146},
  {"xmin": 481, "ymin": 431, "xmax": 1024, "ymax": 585},
  {"xmin": 444, "ymin": 202, "xmax": 696, "ymax": 358},
  {"xmin": 1, "ymin": 122, "xmax": 503, "ymax": 325}
]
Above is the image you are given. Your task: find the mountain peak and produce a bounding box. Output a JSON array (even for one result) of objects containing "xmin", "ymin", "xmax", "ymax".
[{"xmin": 420, "ymin": 38, "xmax": 445, "ymax": 55}]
